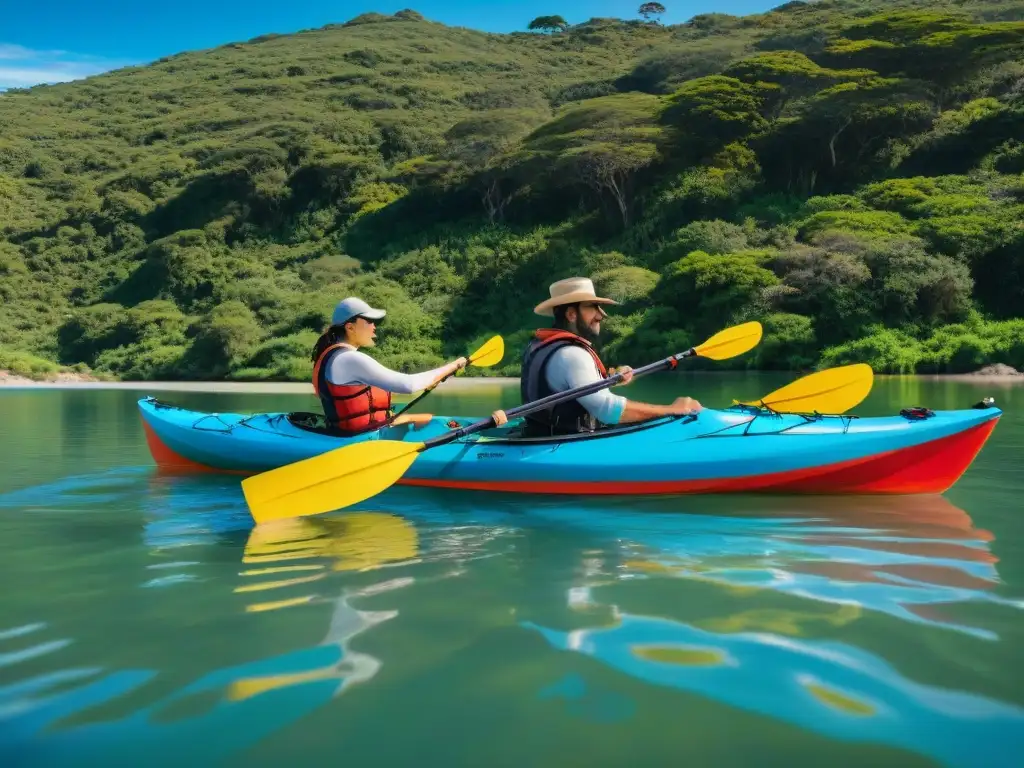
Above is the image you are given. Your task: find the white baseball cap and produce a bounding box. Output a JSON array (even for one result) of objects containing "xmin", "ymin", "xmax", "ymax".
[{"xmin": 331, "ymin": 296, "xmax": 386, "ymax": 326}]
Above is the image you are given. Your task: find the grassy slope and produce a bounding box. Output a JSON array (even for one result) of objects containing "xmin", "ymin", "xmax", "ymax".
[
  {"xmin": 0, "ymin": 13, "xmax": 672, "ymax": 377},
  {"xmin": 1, "ymin": 1, "xmax": 1023, "ymax": 380}
]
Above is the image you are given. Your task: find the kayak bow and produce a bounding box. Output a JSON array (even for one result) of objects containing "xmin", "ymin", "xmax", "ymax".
[{"xmin": 137, "ymin": 396, "xmax": 1000, "ymax": 497}]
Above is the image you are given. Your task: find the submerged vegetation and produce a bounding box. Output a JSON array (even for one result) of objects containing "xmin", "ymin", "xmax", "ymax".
[{"xmin": 1, "ymin": 0, "xmax": 1023, "ymax": 379}]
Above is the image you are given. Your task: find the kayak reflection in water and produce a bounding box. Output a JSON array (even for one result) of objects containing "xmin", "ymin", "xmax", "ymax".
[
  {"xmin": 310, "ymin": 296, "xmax": 468, "ymax": 434},
  {"xmin": 519, "ymin": 277, "xmax": 702, "ymax": 437},
  {"xmin": 515, "ymin": 494, "xmax": 1024, "ymax": 768}
]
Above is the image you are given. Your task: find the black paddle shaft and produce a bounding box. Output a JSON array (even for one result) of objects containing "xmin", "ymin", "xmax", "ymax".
[{"xmin": 421, "ymin": 347, "xmax": 697, "ymax": 450}]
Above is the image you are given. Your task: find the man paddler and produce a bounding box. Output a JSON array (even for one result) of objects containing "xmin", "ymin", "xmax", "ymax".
[{"xmin": 519, "ymin": 277, "xmax": 703, "ymax": 437}]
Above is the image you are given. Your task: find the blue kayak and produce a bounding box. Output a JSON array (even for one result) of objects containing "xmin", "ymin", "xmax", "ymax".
[{"xmin": 137, "ymin": 395, "xmax": 1000, "ymax": 495}]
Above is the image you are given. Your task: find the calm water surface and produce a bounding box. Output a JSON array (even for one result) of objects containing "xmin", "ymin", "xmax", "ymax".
[{"xmin": 1, "ymin": 374, "xmax": 1022, "ymax": 767}]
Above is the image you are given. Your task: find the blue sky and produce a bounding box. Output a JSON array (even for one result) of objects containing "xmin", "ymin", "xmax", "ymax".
[{"xmin": 1, "ymin": 1, "xmax": 777, "ymax": 89}]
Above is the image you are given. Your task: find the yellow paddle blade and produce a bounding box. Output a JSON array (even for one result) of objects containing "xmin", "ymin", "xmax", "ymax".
[
  {"xmin": 737, "ymin": 363, "xmax": 874, "ymax": 414},
  {"xmin": 241, "ymin": 440, "xmax": 423, "ymax": 525},
  {"xmin": 468, "ymin": 335, "xmax": 504, "ymax": 368},
  {"xmin": 321, "ymin": 512, "xmax": 420, "ymax": 571},
  {"xmin": 694, "ymin": 321, "xmax": 763, "ymax": 361},
  {"xmin": 238, "ymin": 513, "xmax": 417, "ymax": 573},
  {"xmin": 228, "ymin": 667, "xmax": 340, "ymax": 702}
]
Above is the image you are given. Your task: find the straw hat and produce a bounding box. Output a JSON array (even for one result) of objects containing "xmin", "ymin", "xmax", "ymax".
[{"xmin": 534, "ymin": 277, "xmax": 619, "ymax": 317}]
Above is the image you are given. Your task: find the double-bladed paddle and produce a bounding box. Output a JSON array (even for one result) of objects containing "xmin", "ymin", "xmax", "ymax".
[
  {"xmin": 388, "ymin": 334, "xmax": 504, "ymax": 425},
  {"xmin": 736, "ymin": 363, "xmax": 874, "ymax": 414},
  {"xmin": 242, "ymin": 321, "xmax": 763, "ymax": 525}
]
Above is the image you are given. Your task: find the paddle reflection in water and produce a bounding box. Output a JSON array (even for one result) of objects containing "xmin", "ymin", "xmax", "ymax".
[
  {"xmin": 0, "ymin": 475, "xmax": 429, "ymax": 767},
  {"xmin": 225, "ymin": 512, "xmax": 425, "ymax": 701},
  {"xmin": 325, "ymin": 486, "xmax": 1023, "ymax": 766},
  {"xmin": 3, "ymin": 468, "xmax": 1023, "ymax": 766}
]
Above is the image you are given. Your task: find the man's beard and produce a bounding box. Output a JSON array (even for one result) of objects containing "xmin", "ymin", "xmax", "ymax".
[{"xmin": 570, "ymin": 317, "xmax": 600, "ymax": 345}]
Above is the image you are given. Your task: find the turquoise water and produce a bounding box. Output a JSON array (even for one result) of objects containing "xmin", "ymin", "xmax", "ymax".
[{"xmin": 1, "ymin": 374, "xmax": 1022, "ymax": 766}]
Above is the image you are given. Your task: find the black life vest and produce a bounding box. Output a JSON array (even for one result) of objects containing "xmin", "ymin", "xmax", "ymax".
[{"xmin": 520, "ymin": 329, "xmax": 610, "ymax": 437}]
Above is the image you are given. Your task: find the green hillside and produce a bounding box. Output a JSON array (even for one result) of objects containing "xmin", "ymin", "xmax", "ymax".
[{"xmin": 2, "ymin": 1, "xmax": 1023, "ymax": 381}]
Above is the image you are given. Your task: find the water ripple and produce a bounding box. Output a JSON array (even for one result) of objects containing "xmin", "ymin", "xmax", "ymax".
[
  {"xmin": 0, "ymin": 511, "xmax": 422, "ymax": 766},
  {"xmin": 2, "ymin": 461, "xmax": 1022, "ymax": 766},
  {"xmin": 524, "ymin": 612, "xmax": 1024, "ymax": 768}
]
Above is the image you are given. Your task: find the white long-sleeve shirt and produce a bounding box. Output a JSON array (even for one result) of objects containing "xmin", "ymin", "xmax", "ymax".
[
  {"xmin": 543, "ymin": 345, "xmax": 626, "ymax": 425},
  {"xmin": 326, "ymin": 344, "xmax": 450, "ymax": 394}
]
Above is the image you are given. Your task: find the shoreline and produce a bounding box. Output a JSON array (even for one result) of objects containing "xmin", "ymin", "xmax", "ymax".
[
  {"xmin": 2, "ymin": 371, "xmax": 1022, "ymax": 393},
  {"xmin": 896, "ymin": 373, "xmax": 1024, "ymax": 383},
  {"xmin": 0, "ymin": 376, "xmax": 521, "ymax": 393}
]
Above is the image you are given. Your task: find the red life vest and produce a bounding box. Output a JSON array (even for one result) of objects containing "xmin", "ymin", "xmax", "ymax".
[
  {"xmin": 312, "ymin": 343, "xmax": 393, "ymax": 433},
  {"xmin": 530, "ymin": 329, "xmax": 608, "ymax": 376}
]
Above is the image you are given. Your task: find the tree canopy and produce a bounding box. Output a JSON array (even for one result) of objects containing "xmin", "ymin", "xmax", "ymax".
[
  {"xmin": 528, "ymin": 16, "xmax": 569, "ymax": 33},
  {"xmin": 3, "ymin": 0, "xmax": 1024, "ymax": 381},
  {"xmin": 639, "ymin": 3, "xmax": 667, "ymax": 22}
]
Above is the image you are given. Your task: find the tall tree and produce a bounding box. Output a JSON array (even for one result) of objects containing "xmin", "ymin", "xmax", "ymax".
[
  {"xmin": 638, "ymin": 3, "xmax": 667, "ymax": 23},
  {"xmin": 527, "ymin": 15, "xmax": 568, "ymax": 34},
  {"xmin": 559, "ymin": 138, "xmax": 660, "ymax": 227},
  {"xmin": 723, "ymin": 51, "xmax": 869, "ymax": 119},
  {"xmin": 441, "ymin": 109, "xmax": 547, "ymax": 222},
  {"xmin": 515, "ymin": 94, "xmax": 665, "ymax": 227},
  {"xmin": 800, "ymin": 78, "xmax": 932, "ymax": 170},
  {"xmin": 754, "ymin": 76, "xmax": 933, "ymax": 194},
  {"xmin": 661, "ymin": 75, "xmax": 775, "ymax": 160}
]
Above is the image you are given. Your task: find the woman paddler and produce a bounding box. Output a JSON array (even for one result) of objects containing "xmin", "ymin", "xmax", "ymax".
[{"xmin": 310, "ymin": 296, "xmax": 467, "ymax": 434}]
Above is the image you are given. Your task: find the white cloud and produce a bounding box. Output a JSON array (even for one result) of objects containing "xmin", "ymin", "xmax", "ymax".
[
  {"xmin": 0, "ymin": 43, "xmax": 65, "ymax": 60},
  {"xmin": 0, "ymin": 43, "xmax": 134, "ymax": 90}
]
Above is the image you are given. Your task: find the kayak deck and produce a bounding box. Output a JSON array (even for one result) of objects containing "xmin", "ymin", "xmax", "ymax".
[{"xmin": 137, "ymin": 396, "xmax": 1001, "ymax": 496}]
